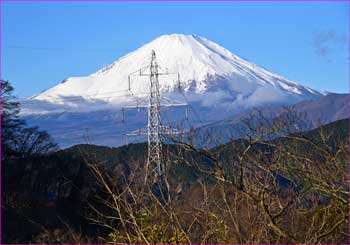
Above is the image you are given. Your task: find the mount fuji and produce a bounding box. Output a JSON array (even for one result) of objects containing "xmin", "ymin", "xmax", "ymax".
[{"xmin": 21, "ymin": 34, "xmax": 326, "ymax": 147}]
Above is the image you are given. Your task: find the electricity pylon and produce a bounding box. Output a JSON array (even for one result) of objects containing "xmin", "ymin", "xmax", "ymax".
[
  {"xmin": 147, "ymin": 50, "xmax": 164, "ymax": 180},
  {"xmin": 122, "ymin": 50, "xmax": 188, "ymax": 184}
]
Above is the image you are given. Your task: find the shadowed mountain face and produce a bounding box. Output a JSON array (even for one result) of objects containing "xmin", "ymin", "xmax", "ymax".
[
  {"xmin": 292, "ymin": 93, "xmax": 348, "ymax": 125},
  {"xmin": 220, "ymin": 93, "xmax": 348, "ymax": 127},
  {"xmin": 191, "ymin": 93, "xmax": 349, "ymax": 147}
]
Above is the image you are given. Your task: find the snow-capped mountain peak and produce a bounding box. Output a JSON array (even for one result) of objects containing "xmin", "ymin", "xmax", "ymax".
[
  {"xmin": 32, "ymin": 33, "xmax": 323, "ymax": 104},
  {"xmin": 23, "ymin": 34, "xmax": 327, "ymax": 147}
]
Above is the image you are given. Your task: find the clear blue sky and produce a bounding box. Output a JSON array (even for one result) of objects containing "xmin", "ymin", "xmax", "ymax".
[{"xmin": 1, "ymin": 1, "xmax": 349, "ymax": 98}]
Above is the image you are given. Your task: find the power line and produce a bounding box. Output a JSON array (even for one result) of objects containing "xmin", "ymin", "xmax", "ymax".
[
  {"xmin": 20, "ymin": 87, "xmax": 202, "ymax": 145},
  {"xmin": 59, "ymin": 131, "xmax": 123, "ymax": 142},
  {"xmin": 27, "ymin": 106, "xmax": 195, "ymax": 140},
  {"xmin": 39, "ymin": 118, "xmax": 143, "ymax": 136},
  {"xmin": 29, "ymin": 115, "xmax": 197, "ymax": 142},
  {"xmin": 19, "ymin": 91, "xmax": 149, "ymax": 105},
  {"xmin": 41, "ymin": 124, "xmax": 124, "ymax": 136},
  {"xmin": 7, "ymin": 45, "xmax": 132, "ymax": 54},
  {"xmin": 177, "ymin": 84, "xmax": 203, "ymax": 124},
  {"xmin": 18, "ymin": 52, "xmax": 154, "ymax": 106},
  {"xmin": 19, "ymin": 89, "xmax": 128, "ymax": 103}
]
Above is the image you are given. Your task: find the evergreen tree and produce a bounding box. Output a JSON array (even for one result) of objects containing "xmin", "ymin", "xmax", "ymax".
[
  {"xmin": 1, "ymin": 80, "xmax": 25, "ymax": 159},
  {"xmin": 1, "ymin": 80, "xmax": 57, "ymax": 160}
]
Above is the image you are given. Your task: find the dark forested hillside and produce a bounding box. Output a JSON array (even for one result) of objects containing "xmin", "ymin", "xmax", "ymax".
[{"xmin": 2, "ymin": 118, "xmax": 349, "ymax": 243}]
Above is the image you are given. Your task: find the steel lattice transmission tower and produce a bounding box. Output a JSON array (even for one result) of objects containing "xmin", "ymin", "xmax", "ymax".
[
  {"xmin": 147, "ymin": 50, "xmax": 164, "ymax": 178},
  {"xmin": 122, "ymin": 50, "xmax": 188, "ymax": 184}
]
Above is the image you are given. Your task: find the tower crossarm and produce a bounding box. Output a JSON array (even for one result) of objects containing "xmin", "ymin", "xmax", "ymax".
[{"xmin": 123, "ymin": 102, "xmax": 187, "ymax": 110}]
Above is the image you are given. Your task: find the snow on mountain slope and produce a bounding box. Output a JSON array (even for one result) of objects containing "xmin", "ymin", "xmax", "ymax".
[
  {"xmin": 22, "ymin": 34, "xmax": 326, "ymax": 147},
  {"xmin": 30, "ymin": 34, "xmax": 323, "ymax": 107}
]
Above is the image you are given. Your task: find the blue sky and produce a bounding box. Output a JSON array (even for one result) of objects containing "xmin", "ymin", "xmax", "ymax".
[{"xmin": 1, "ymin": 1, "xmax": 349, "ymax": 98}]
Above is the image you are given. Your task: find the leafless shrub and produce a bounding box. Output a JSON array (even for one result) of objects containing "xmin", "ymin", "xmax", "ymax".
[{"xmin": 84, "ymin": 108, "xmax": 349, "ymax": 244}]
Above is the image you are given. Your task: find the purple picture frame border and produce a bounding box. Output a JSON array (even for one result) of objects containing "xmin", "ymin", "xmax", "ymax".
[{"xmin": 0, "ymin": 0, "xmax": 349, "ymax": 244}]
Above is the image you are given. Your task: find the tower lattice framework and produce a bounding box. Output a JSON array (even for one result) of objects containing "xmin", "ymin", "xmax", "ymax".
[
  {"xmin": 123, "ymin": 50, "xmax": 188, "ymax": 185},
  {"xmin": 147, "ymin": 50, "xmax": 164, "ymax": 178}
]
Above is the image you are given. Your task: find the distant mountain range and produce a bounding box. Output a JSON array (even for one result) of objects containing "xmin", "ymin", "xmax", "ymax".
[
  {"xmin": 20, "ymin": 34, "xmax": 344, "ymax": 148},
  {"xmin": 191, "ymin": 93, "xmax": 349, "ymax": 146}
]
